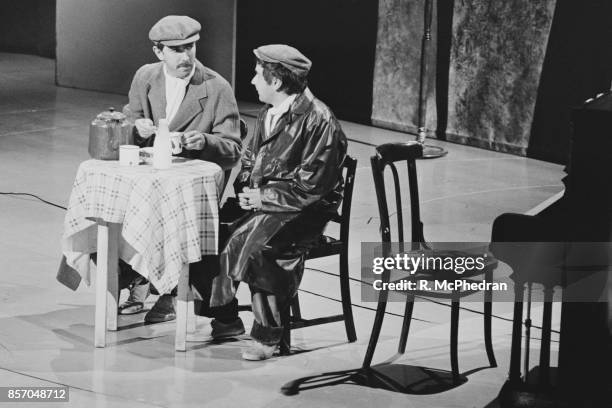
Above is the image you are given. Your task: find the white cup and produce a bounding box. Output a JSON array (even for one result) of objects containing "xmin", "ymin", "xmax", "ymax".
[
  {"xmin": 119, "ymin": 144, "xmax": 140, "ymax": 166},
  {"xmin": 170, "ymin": 132, "xmax": 183, "ymax": 155}
]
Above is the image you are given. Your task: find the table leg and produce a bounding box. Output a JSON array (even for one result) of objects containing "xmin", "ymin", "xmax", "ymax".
[
  {"xmin": 176, "ymin": 264, "xmax": 191, "ymax": 352},
  {"xmin": 106, "ymin": 224, "xmax": 120, "ymax": 331},
  {"xmin": 187, "ymin": 303, "xmax": 196, "ymax": 334},
  {"xmin": 94, "ymin": 225, "xmax": 107, "ymax": 348},
  {"xmin": 95, "ymin": 222, "xmax": 120, "ymax": 347}
]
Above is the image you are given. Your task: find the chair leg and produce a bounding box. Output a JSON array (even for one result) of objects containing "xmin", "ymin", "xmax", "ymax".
[
  {"xmin": 279, "ymin": 304, "xmax": 291, "ymax": 356},
  {"xmin": 483, "ymin": 297, "xmax": 497, "ymax": 367},
  {"xmin": 362, "ymin": 269, "xmax": 390, "ymax": 369},
  {"xmin": 509, "ymin": 282, "xmax": 525, "ymax": 385},
  {"xmin": 484, "ymin": 268, "xmax": 497, "ymax": 367},
  {"xmin": 450, "ymin": 294, "xmax": 460, "ymax": 384},
  {"xmin": 291, "ymin": 293, "xmax": 302, "ymax": 321},
  {"xmin": 398, "ymin": 292, "xmax": 415, "ymax": 354},
  {"xmin": 339, "ymin": 251, "xmax": 357, "ymax": 342}
]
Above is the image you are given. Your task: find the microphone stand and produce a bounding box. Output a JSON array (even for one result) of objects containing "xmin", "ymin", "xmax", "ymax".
[{"xmin": 417, "ymin": 0, "xmax": 447, "ymax": 158}]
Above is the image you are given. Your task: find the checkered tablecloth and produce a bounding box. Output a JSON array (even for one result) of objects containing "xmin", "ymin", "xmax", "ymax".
[{"xmin": 61, "ymin": 159, "xmax": 224, "ymax": 294}]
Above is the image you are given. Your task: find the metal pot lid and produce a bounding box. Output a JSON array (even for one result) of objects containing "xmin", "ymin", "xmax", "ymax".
[{"xmin": 96, "ymin": 107, "xmax": 126, "ymax": 122}]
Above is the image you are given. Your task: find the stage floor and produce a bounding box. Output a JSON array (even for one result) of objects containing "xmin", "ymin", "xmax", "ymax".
[{"xmin": 0, "ymin": 53, "xmax": 565, "ymax": 408}]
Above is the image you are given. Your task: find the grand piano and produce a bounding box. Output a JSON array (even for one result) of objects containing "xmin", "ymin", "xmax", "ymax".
[{"xmin": 491, "ymin": 91, "xmax": 612, "ymax": 407}]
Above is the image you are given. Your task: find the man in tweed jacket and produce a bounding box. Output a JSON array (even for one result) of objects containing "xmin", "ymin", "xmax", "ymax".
[{"xmin": 120, "ymin": 15, "xmax": 244, "ymax": 337}]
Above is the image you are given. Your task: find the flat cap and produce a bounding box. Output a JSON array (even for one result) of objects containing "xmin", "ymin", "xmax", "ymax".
[
  {"xmin": 253, "ymin": 44, "xmax": 312, "ymax": 76},
  {"xmin": 149, "ymin": 15, "xmax": 201, "ymax": 46}
]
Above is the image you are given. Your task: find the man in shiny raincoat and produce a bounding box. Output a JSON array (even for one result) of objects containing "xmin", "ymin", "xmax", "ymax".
[{"xmin": 212, "ymin": 44, "xmax": 347, "ymax": 360}]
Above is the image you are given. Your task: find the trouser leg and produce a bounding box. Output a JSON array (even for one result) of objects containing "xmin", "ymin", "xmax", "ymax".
[
  {"xmin": 117, "ymin": 260, "xmax": 149, "ymax": 294},
  {"xmin": 128, "ymin": 275, "xmax": 150, "ymax": 301},
  {"xmin": 91, "ymin": 254, "xmax": 150, "ymax": 303},
  {"xmin": 191, "ymin": 255, "xmax": 239, "ymax": 322},
  {"xmin": 249, "ymin": 286, "xmax": 288, "ymax": 346},
  {"xmin": 194, "ymin": 297, "xmax": 239, "ymax": 322}
]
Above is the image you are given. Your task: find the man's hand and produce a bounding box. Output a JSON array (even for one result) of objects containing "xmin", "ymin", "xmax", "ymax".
[
  {"xmin": 183, "ymin": 130, "xmax": 206, "ymax": 150},
  {"xmin": 134, "ymin": 118, "xmax": 156, "ymax": 138},
  {"xmin": 238, "ymin": 187, "xmax": 262, "ymax": 210}
]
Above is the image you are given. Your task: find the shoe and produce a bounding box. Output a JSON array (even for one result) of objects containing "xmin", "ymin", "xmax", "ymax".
[
  {"xmin": 211, "ymin": 318, "xmax": 246, "ymax": 340},
  {"xmin": 144, "ymin": 294, "xmax": 176, "ymax": 323},
  {"xmin": 241, "ymin": 341, "xmax": 277, "ymax": 361},
  {"xmin": 118, "ymin": 300, "xmax": 144, "ymax": 315}
]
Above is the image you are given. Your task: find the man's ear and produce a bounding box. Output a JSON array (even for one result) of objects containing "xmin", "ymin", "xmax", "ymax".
[
  {"xmin": 272, "ymin": 77, "xmax": 283, "ymax": 91},
  {"xmin": 152, "ymin": 46, "xmax": 164, "ymax": 61}
]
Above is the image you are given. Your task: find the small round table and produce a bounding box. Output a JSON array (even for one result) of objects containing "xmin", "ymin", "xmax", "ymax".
[{"xmin": 61, "ymin": 158, "xmax": 224, "ymax": 350}]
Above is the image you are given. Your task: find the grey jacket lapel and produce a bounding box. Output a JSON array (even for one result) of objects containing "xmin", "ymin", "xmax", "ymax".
[
  {"xmin": 170, "ymin": 61, "xmax": 210, "ymax": 131},
  {"xmin": 147, "ymin": 65, "xmax": 166, "ymax": 123}
]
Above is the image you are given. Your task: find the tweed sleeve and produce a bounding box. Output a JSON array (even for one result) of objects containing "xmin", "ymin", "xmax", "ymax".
[{"xmin": 197, "ymin": 80, "xmax": 242, "ymax": 170}]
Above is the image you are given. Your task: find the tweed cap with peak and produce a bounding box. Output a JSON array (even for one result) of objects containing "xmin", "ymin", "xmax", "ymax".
[
  {"xmin": 253, "ymin": 44, "xmax": 312, "ymax": 76},
  {"xmin": 149, "ymin": 15, "xmax": 201, "ymax": 46}
]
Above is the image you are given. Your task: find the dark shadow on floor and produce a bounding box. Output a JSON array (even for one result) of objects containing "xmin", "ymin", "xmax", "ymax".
[
  {"xmin": 483, "ymin": 398, "xmax": 501, "ymax": 408},
  {"xmin": 484, "ymin": 366, "xmax": 612, "ymax": 408},
  {"xmin": 280, "ymin": 363, "xmax": 492, "ymax": 396}
]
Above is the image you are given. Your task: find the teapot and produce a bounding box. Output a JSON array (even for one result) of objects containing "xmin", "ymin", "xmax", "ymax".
[{"xmin": 88, "ymin": 107, "xmax": 134, "ymax": 160}]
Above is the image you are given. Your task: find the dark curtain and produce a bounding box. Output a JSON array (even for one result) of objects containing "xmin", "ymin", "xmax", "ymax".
[
  {"xmin": 0, "ymin": 1, "xmax": 56, "ymax": 58},
  {"xmin": 235, "ymin": 0, "xmax": 378, "ymax": 124},
  {"xmin": 434, "ymin": 0, "xmax": 454, "ymax": 140},
  {"xmin": 528, "ymin": 0, "xmax": 612, "ymax": 164}
]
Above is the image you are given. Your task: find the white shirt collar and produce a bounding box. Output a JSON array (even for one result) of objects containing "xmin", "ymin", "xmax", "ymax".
[
  {"xmin": 268, "ymin": 93, "xmax": 297, "ymax": 116},
  {"xmin": 163, "ymin": 64, "xmax": 195, "ymax": 84},
  {"xmin": 162, "ymin": 64, "xmax": 195, "ymax": 124}
]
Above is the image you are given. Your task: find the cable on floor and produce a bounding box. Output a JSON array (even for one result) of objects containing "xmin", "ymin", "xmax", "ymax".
[
  {"xmin": 297, "ymin": 287, "xmax": 427, "ymax": 321},
  {"xmin": 303, "ymin": 266, "xmax": 561, "ymax": 334},
  {"xmin": 0, "ymin": 192, "xmax": 66, "ymax": 210}
]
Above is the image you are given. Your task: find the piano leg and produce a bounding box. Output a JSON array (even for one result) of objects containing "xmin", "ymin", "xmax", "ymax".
[
  {"xmin": 538, "ymin": 288, "xmax": 554, "ymax": 388},
  {"xmin": 509, "ymin": 281, "xmax": 525, "ymax": 385}
]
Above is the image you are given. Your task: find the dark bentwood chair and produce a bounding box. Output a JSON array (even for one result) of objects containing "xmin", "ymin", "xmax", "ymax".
[
  {"xmin": 278, "ymin": 155, "xmax": 358, "ymax": 355},
  {"xmin": 363, "ymin": 142, "xmax": 496, "ymax": 384}
]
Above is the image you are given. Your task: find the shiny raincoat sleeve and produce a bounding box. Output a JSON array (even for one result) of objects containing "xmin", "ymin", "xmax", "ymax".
[
  {"xmin": 260, "ymin": 114, "xmax": 346, "ymax": 212},
  {"xmin": 233, "ymin": 113, "xmax": 261, "ymax": 192}
]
